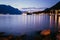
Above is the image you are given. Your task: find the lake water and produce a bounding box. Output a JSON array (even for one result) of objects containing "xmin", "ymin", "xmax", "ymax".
[{"xmin": 0, "ymin": 14, "xmax": 50, "ymax": 35}]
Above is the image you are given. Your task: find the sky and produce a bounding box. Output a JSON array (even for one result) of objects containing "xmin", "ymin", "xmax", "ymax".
[{"xmin": 0, "ymin": 0, "xmax": 60, "ymax": 10}]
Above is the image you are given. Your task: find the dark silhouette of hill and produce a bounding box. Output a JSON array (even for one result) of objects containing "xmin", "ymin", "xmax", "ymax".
[
  {"xmin": 43, "ymin": 8, "xmax": 50, "ymax": 13},
  {"xmin": 32, "ymin": 1, "xmax": 60, "ymax": 14},
  {"xmin": 50, "ymin": 1, "xmax": 60, "ymax": 10},
  {"xmin": 43, "ymin": 1, "xmax": 60, "ymax": 13},
  {"xmin": 0, "ymin": 5, "xmax": 22, "ymax": 14}
]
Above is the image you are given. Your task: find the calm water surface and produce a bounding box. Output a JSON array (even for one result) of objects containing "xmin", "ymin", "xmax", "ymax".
[{"xmin": 0, "ymin": 14, "xmax": 50, "ymax": 35}]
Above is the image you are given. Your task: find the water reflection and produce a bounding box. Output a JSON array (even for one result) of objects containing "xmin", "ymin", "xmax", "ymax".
[
  {"xmin": 50, "ymin": 15, "xmax": 60, "ymax": 31},
  {"xmin": 50, "ymin": 16, "xmax": 55, "ymax": 28},
  {"xmin": 0, "ymin": 14, "xmax": 49, "ymax": 35},
  {"xmin": 58, "ymin": 16, "xmax": 60, "ymax": 29}
]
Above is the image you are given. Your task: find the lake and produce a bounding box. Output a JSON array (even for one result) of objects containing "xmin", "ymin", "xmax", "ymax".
[{"xmin": 0, "ymin": 14, "xmax": 50, "ymax": 35}]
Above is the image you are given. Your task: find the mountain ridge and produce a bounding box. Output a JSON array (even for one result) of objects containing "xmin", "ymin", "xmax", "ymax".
[{"xmin": 0, "ymin": 4, "xmax": 22, "ymax": 14}]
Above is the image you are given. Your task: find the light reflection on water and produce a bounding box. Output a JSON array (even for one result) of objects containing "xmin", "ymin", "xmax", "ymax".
[
  {"xmin": 58, "ymin": 16, "xmax": 60, "ymax": 29},
  {"xmin": 50, "ymin": 15, "xmax": 60, "ymax": 31},
  {"xmin": 50, "ymin": 16, "xmax": 55, "ymax": 28},
  {"xmin": 0, "ymin": 14, "xmax": 49, "ymax": 35}
]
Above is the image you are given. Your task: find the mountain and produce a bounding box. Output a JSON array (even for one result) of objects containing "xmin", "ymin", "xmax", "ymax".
[
  {"xmin": 43, "ymin": 1, "xmax": 60, "ymax": 13},
  {"xmin": 0, "ymin": 5, "xmax": 22, "ymax": 14},
  {"xmin": 43, "ymin": 8, "xmax": 50, "ymax": 13},
  {"xmin": 50, "ymin": 1, "xmax": 60, "ymax": 10}
]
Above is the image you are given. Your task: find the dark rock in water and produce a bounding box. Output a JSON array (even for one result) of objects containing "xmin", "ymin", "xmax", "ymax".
[
  {"xmin": 0, "ymin": 32, "xmax": 5, "ymax": 37},
  {"xmin": 0, "ymin": 4, "xmax": 22, "ymax": 14},
  {"xmin": 0, "ymin": 32, "xmax": 5, "ymax": 34}
]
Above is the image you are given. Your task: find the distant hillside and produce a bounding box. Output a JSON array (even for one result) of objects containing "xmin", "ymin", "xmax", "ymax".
[
  {"xmin": 0, "ymin": 5, "xmax": 22, "ymax": 14},
  {"xmin": 50, "ymin": 1, "xmax": 60, "ymax": 10},
  {"xmin": 43, "ymin": 1, "xmax": 60, "ymax": 13}
]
